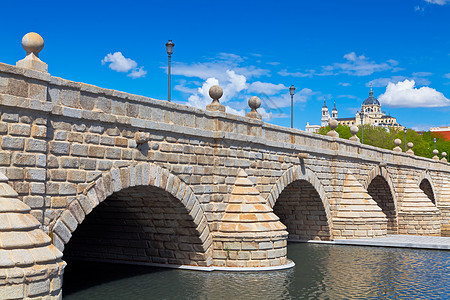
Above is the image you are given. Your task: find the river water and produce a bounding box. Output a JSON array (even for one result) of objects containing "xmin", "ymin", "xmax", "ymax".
[{"xmin": 63, "ymin": 243, "xmax": 449, "ymax": 299}]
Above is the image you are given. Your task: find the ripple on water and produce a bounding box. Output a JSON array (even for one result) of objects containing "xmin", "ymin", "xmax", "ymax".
[{"xmin": 63, "ymin": 243, "xmax": 450, "ymax": 300}]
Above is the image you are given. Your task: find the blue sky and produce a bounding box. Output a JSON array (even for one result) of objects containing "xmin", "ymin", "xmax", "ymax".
[{"xmin": 1, "ymin": 0, "xmax": 449, "ymax": 130}]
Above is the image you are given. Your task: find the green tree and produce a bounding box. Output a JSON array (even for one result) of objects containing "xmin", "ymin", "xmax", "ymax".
[{"xmin": 315, "ymin": 125, "xmax": 450, "ymax": 160}]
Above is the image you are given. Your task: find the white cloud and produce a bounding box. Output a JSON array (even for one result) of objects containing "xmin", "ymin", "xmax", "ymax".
[
  {"xmin": 102, "ymin": 52, "xmax": 146, "ymax": 79},
  {"xmin": 339, "ymin": 82, "xmax": 351, "ymax": 87},
  {"xmin": 172, "ymin": 52, "xmax": 320, "ymax": 121},
  {"xmin": 444, "ymin": 73, "xmax": 450, "ymax": 79},
  {"xmin": 127, "ymin": 67, "xmax": 147, "ymax": 79},
  {"xmin": 171, "ymin": 53, "xmax": 269, "ymax": 82},
  {"xmin": 279, "ymin": 52, "xmax": 397, "ymax": 78},
  {"xmin": 369, "ymin": 71, "xmax": 432, "ymax": 87},
  {"xmin": 102, "ymin": 52, "xmax": 137, "ymax": 72},
  {"xmin": 248, "ymin": 82, "xmax": 287, "ymax": 95},
  {"xmin": 278, "ymin": 69, "xmax": 315, "ymax": 77},
  {"xmin": 186, "ymin": 70, "xmax": 247, "ymax": 110},
  {"xmin": 324, "ymin": 52, "xmax": 398, "ymax": 76},
  {"xmin": 379, "ymin": 79, "xmax": 450, "ymax": 108},
  {"xmin": 412, "ymin": 71, "xmax": 432, "ymax": 77},
  {"xmin": 267, "ymin": 62, "xmax": 280, "ymax": 66},
  {"xmin": 424, "ymin": 0, "xmax": 450, "ymax": 4}
]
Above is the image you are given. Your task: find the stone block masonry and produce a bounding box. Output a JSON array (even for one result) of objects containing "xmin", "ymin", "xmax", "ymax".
[{"xmin": 0, "ymin": 50, "xmax": 450, "ymax": 297}]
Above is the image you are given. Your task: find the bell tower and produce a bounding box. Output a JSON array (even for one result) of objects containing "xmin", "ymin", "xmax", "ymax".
[
  {"xmin": 321, "ymin": 99, "xmax": 330, "ymax": 126},
  {"xmin": 331, "ymin": 101, "xmax": 338, "ymax": 119}
]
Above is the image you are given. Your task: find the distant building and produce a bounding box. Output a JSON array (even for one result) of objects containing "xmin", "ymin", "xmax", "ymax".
[
  {"xmin": 305, "ymin": 87, "xmax": 404, "ymax": 132},
  {"xmin": 431, "ymin": 126, "xmax": 450, "ymax": 141},
  {"xmin": 305, "ymin": 122, "xmax": 321, "ymax": 133}
]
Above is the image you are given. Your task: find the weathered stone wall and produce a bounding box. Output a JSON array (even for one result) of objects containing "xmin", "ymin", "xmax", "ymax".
[
  {"xmin": 273, "ymin": 180, "xmax": 331, "ymax": 241},
  {"xmin": 367, "ymin": 176, "xmax": 397, "ymax": 234},
  {"xmin": 64, "ymin": 185, "xmax": 213, "ymax": 267},
  {"xmin": 0, "ymin": 60, "xmax": 450, "ymax": 263}
]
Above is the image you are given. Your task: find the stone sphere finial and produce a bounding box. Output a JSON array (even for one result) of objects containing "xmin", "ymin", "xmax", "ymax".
[
  {"xmin": 406, "ymin": 142, "xmax": 414, "ymax": 155},
  {"xmin": 432, "ymin": 149, "xmax": 439, "ymax": 160},
  {"xmin": 206, "ymin": 85, "xmax": 225, "ymax": 112},
  {"xmin": 328, "ymin": 119, "xmax": 338, "ymax": 130},
  {"xmin": 441, "ymin": 152, "xmax": 448, "ymax": 163},
  {"xmin": 393, "ymin": 138, "xmax": 402, "ymax": 152},
  {"xmin": 246, "ymin": 96, "xmax": 262, "ymax": 119},
  {"xmin": 248, "ymin": 96, "xmax": 261, "ymax": 111},
  {"xmin": 349, "ymin": 125, "xmax": 360, "ymax": 142},
  {"xmin": 22, "ymin": 32, "xmax": 44, "ymax": 57},
  {"xmin": 209, "ymin": 85, "xmax": 223, "ymax": 101},
  {"xmin": 327, "ymin": 119, "xmax": 339, "ymax": 138}
]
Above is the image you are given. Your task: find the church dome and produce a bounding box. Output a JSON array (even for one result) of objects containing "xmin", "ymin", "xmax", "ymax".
[{"xmin": 363, "ymin": 88, "xmax": 380, "ymax": 106}]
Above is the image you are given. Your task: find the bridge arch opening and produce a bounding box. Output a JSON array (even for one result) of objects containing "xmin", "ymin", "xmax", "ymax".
[
  {"xmin": 273, "ymin": 179, "xmax": 331, "ymax": 241},
  {"xmin": 419, "ymin": 179, "xmax": 435, "ymax": 205},
  {"xmin": 63, "ymin": 184, "xmax": 212, "ymax": 267},
  {"xmin": 367, "ymin": 175, "xmax": 397, "ymax": 234}
]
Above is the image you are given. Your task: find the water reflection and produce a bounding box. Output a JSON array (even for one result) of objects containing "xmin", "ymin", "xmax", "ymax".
[{"xmin": 64, "ymin": 243, "xmax": 450, "ymax": 299}]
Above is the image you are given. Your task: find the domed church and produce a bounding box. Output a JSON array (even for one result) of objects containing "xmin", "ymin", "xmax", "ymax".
[{"xmin": 326, "ymin": 87, "xmax": 402, "ymax": 128}]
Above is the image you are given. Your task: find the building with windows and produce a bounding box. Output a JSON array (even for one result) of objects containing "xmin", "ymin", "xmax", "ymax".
[
  {"xmin": 431, "ymin": 126, "xmax": 450, "ymax": 141},
  {"xmin": 305, "ymin": 87, "xmax": 403, "ymax": 132}
]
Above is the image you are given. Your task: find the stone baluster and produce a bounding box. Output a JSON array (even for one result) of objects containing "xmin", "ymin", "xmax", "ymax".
[
  {"xmin": 393, "ymin": 139, "xmax": 402, "ymax": 152},
  {"xmin": 327, "ymin": 119, "xmax": 339, "ymax": 138},
  {"xmin": 349, "ymin": 125, "xmax": 360, "ymax": 142},
  {"xmin": 432, "ymin": 149, "xmax": 439, "ymax": 160},
  {"xmin": 406, "ymin": 142, "xmax": 414, "ymax": 155},
  {"xmin": 245, "ymin": 96, "xmax": 262, "ymax": 119},
  {"xmin": 441, "ymin": 152, "xmax": 447, "ymax": 163},
  {"xmin": 206, "ymin": 85, "xmax": 226, "ymax": 112},
  {"xmin": 16, "ymin": 32, "xmax": 48, "ymax": 72}
]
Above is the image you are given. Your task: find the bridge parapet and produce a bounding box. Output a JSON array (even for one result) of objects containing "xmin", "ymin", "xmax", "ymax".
[{"xmin": 0, "ymin": 33, "xmax": 449, "ymax": 289}]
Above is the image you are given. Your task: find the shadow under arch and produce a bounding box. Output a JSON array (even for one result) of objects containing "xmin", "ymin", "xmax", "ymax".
[
  {"xmin": 363, "ymin": 166, "xmax": 398, "ymax": 234},
  {"xmin": 50, "ymin": 163, "xmax": 213, "ymax": 268},
  {"xmin": 417, "ymin": 171, "xmax": 437, "ymax": 205},
  {"xmin": 267, "ymin": 166, "xmax": 333, "ymax": 241}
]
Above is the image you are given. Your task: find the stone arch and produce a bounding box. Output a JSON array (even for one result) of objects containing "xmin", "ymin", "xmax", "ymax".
[
  {"xmin": 363, "ymin": 166, "xmax": 398, "ymax": 234},
  {"xmin": 267, "ymin": 166, "xmax": 332, "ymax": 241},
  {"xmin": 417, "ymin": 171, "xmax": 437, "ymax": 205},
  {"xmin": 50, "ymin": 162, "xmax": 213, "ymax": 267}
]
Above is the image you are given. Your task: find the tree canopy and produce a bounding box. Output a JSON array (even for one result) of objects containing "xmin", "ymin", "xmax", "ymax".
[{"xmin": 316, "ymin": 125, "xmax": 450, "ymax": 159}]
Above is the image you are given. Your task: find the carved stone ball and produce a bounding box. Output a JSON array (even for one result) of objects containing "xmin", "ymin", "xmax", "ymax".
[
  {"xmin": 328, "ymin": 119, "xmax": 338, "ymax": 130},
  {"xmin": 394, "ymin": 139, "xmax": 402, "ymax": 146},
  {"xmin": 209, "ymin": 85, "xmax": 223, "ymax": 101},
  {"xmin": 442, "ymin": 152, "xmax": 447, "ymax": 158},
  {"xmin": 407, "ymin": 142, "xmax": 414, "ymax": 149},
  {"xmin": 350, "ymin": 125, "xmax": 359, "ymax": 135},
  {"xmin": 22, "ymin": 32, "xmax": 44, "ymax": 55},
  {"xmin": 248, "ymin": 96, "xmax": 261, "ymax": 110},
  {"xmin": 433, "ymin": 149, "xmax": 439, "ymax": 155}
]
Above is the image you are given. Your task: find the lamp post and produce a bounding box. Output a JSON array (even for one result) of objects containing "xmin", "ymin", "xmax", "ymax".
[
  {"xmin": 359, "ymin": 111, "xmax": 364, "ymax": 144},
  {"xmin": 403, "ymin": 128, "xmax": 407, "ymax": 152},
  {"xmin": 165, "ymin": 40, "xmax": 174, "ymax": 102},
  {"xmin": 289, "ymin": 85, "xmax": 295, "ymax": 128}
]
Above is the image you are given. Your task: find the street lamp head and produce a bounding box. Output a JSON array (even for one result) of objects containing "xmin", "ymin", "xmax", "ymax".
[
  {"xmin": 165, "ymin": 40, "xmax": 174, "ymax": 55},
  {"xmin": 403, "ymin": 128, "xmax": 407, "ymax": 133},
  {"xmin": 289, "ymin": 85, "xmax": 295, "ymax": 96}
]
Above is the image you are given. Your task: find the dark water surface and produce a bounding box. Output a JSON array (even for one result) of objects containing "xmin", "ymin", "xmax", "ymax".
[{"xmin": 63, "ymin": 243, "xmax": 449, "ymax": 299}]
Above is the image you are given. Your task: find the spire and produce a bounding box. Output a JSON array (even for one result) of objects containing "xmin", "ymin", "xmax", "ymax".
[
  {"xmin": 322, "ymin": 98, "xmax": 327, "ymax": 108},
  {"xmin": 369, "ymin": 84, "xmax": 374, "ymax": 97},
  {"xmin": 332, "ymin": 100, "xmax": 337, "ymax": 111}
]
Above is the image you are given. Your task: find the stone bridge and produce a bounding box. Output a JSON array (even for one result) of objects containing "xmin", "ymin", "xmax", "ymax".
[{"xmin": 1, "ymin": 34, "xmax": 449, "ymax": 298}]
